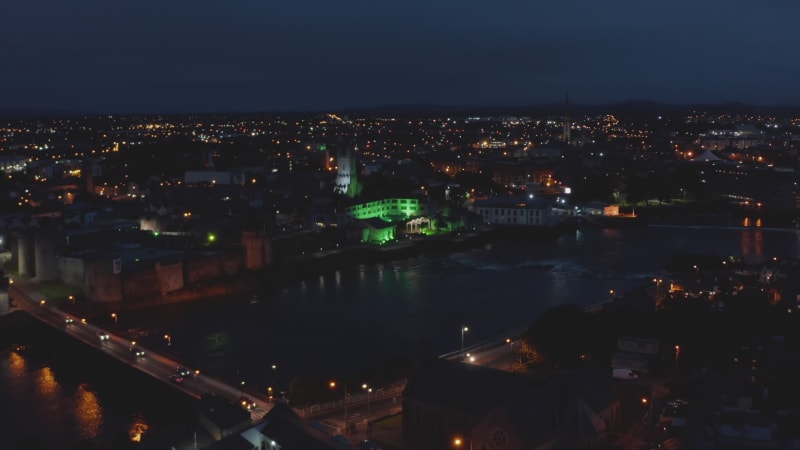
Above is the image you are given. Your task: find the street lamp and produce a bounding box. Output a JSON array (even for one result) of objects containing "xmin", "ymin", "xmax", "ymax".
[
  {"xmin": 453, "ymin": 436, "xmax": 472, "ymax": 449},
  {"xmin": 653, "ymin": 278, "xmax": 663, "ymax": 306},
  {"xmin": 68, "ymin": 295, "xmax": 75, "ymax": 305},
  {"xmin": 111, "ymin": 312, "xmax": 117, "ymax": 326},
  {"xmin": 194, "ymin": 370, "xmax": 199, "ymax": 381},
  {"xmin": 330, "ymin": 381, "xmax": 349, "ymax": 434},
  {"xmin": 642, "ymin": 397, "xmax": 653, "ymax": 421},
  {"xmin": 39, "ymin": 299, "xmax": 45, "ymax": 307},
  {"xmin": 461, "ymin": 325, "xmax": 469, "ymax": 359},
  {"xmin": 164, "ymin": 334, "xmax": 172, "ymax": 346},
  {"xmin": 362, "ymin": 383, "xmax": 372, "ymax": 418},
  {"xmin": 506, "ymin": 338, "xmax": 515, "ymax": 371}
]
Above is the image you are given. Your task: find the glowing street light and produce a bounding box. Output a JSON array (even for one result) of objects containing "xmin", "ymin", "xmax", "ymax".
[
  {"xmin": 461, "ymin": 325, "xmax": 469, "ymax": 358},
  {"xmin": 111, "ymin": 312, "xmax": 118, "ymax": 325},
  {"xmin": 362, "ymin": 383, "xmax": 373, "ymax": 418},
  {"xmin": 330, "ymin": 381, "xmax": 349, "ymax": 434},
  {"xmin": 453, "ymin": 436, "xmax": 472, "ymax": 449},
  {"xmin": 506, "ymin": 338, "xmax": 515, "ymax": 370},
  {"xmin": 164, "ymin": 334, "xmax": 172, "ymax": 346},
  {"xmin": 653, "ymin": 278, "xmax": 663, "ymax": 306}
]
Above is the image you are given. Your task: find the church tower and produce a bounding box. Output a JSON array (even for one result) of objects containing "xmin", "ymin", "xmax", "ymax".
[{"xmin": 334, "ymin": 145, "xmax": 361, "ymax": 198}]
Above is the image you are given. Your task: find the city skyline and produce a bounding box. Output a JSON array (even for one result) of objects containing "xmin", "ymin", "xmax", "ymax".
[{"xmin": 3, "ymin": 0, "xmax": 800, "ymax": 114}]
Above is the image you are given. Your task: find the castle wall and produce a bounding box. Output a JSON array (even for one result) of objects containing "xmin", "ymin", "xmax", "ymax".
[
  {"xmin": 34, "ymin": 234, "xmax": 59, "ymax": 281},
  {"xmin": 58, "ymin": 256, "xmax": 86, "ymax": 290},
  {"xmin": 122, "ymin": 268, "xmax": 161, "ymax": 303},
  {"xmin": 17, "ymin": 234, "xmax": 34, "ymax": 277},
  {"xmin": 86, "ymin": 268, "xmax": 122, "ymax": 303},
  {"xmin": 185, "ymin": 256, "xmax": 223, "ymax": 284},
  {"xmin": 155, "ymin": 260, "xmax": 184, "ymax": 294},
  {"xmin": 220, "ymin": 252, "xmax": 244, "ymax": 275}
]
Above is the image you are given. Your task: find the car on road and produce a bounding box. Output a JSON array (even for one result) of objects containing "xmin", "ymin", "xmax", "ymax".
[
  {"xmin": 64, "ymin": 316, "xmax": 74, "ymax": 324},
  {"xmin": 96, "ymin": 331, "xmax": 110, "ymax": 342},
  {"xmin": 130, "ymin": 346, "xmax": 145, "ymax": 357},
  {"xmin": 169, "ymin": 374, "xmax": 185, "ymax": 384},
  {"xmin": 175, "ymin": 367, "xmax": 192, "ymax": 378},
  {"xmin": 239, "ymin": 396, "xmax": 256, "ymax": 411}
]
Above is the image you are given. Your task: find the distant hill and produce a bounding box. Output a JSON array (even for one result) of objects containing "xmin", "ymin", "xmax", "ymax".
[
  {"xmin": 0, "ymin": 108, "xmax": 86, "ymax": 120},
  {"xmin": 2, "ymin": 101, "xmax": 799, "ymax": 120},
  {"xmin": 338, "ymin": 101, "xmax": 800, "ymax": 119}
]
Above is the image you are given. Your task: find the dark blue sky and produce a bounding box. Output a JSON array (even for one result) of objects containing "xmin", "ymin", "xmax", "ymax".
[{"xmin": 3, "ymin": 0, "xmax": 799, "ymax": 114}]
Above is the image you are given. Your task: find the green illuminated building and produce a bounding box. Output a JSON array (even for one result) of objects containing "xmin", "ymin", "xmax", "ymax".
[
  {"xmin": 345, "ymin": 197, "xmax": 431, "ymax": 244},
  {"xmin": 345, "ymin": 198, "xmax": 426, "ymax": 222}
]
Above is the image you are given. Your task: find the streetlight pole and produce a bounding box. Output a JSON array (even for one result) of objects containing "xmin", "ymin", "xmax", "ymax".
[
  {"xmin": 164, "ymin": 334, "xmax": 172, "ymax": 346},
  {"xmin": 111, "ymin": 312, "xmax": 117, "ymax": 326},
  {"xmin": 653, "ymin": 278, "xmax": 663, "ymax": 307},
  {"xmin": 506, "ymin": 338, "xmax": 514, "ymax": 372},
  {"xmin": 461, "ymin": 325, "xmax": 469, "ymax": 359},
  {"xmin": 362, "ymin": 383, "xmax": 372, "ymax": 419},
  {"xmin": 330, "ymin": 381, "xmax": 349, "ymax": 434}
]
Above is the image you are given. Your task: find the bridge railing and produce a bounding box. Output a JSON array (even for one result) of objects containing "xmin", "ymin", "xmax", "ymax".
[{"xmin": 298, "ymin": 379, "xmax": 407, "ymax": 417}]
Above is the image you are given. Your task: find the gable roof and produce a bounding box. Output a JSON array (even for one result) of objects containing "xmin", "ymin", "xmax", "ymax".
[
  {"xmin": 495, "ymin": 366, "xmax": 618, "ymax": 445},
  {"xmin": 691, "ymin": 149, "xmax": 724, "ymax": 162},
  {"xmin": 260, "ymin": 404, "xmax": 353, "ymax": 450}
]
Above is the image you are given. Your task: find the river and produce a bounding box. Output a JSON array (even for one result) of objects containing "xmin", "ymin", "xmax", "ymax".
[{"xmin": 2, "ymin": 224, "xmax": 799, "ymax": 449}]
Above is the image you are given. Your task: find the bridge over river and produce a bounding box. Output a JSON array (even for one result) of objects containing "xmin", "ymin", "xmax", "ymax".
[{"xmin": 5, "ymin": 276, "xmax": 408, "ymax": 436}]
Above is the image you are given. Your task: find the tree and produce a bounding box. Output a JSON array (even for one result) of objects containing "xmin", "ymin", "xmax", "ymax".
[{"xmin": 527, "ymin": 304, "xmax": 592, "ymax": 368}]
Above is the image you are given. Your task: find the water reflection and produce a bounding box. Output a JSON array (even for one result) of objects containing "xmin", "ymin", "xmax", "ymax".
[
  {"xmin": 740, "ymin": 229, "xmax": 764, "ymax": 260},
  {"xmin": 128, "ymin": 412, "xmax": 149, "ymax": 443},
  {"xmin": 74, "ymin": 383, "xmax": 103, "ymax": 439},
  {"xmin": 8, "ymin": 350, "xmax": 26, "ymax": 378},
  {"xmin": 35, "ymin": 366, "xmax": 60, "ymax": 398}
]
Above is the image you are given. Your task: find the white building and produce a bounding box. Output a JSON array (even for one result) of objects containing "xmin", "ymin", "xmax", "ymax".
[{"xmin": 473, "ymin": 194, "xmax": 554, "ymax": 226}]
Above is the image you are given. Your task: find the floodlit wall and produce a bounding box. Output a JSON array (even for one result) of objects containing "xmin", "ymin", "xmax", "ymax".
[
  {"xmin": 155, "ymin": 261, "xmax": 184, "ymax": 294},
  {"xmin": 185, "ymin": 257, "xmax": 223, "ymax": 285}
]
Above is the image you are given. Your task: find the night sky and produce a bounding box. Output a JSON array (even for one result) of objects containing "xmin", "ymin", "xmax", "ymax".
[{"xmin": 3, "ymin": 0, "xmax": 800, "ymax": 114}]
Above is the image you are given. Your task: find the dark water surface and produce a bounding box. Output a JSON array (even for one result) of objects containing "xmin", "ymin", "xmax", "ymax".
[{"xmin": 2, "ymin": 225, "xmax": 798, "ymax": 449}]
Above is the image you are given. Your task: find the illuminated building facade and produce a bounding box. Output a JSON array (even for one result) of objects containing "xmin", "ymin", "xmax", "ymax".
[
  {"xmin": 334, "ymin": 146, "xmax": 361, "ymax": 198},
  {"xmin": 345, "ymin": 198, "xmax": 426, "ymax": 222},
  {"xmin": 473, "ymin": 195, "xmax": 553, "ymax": 226}
]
